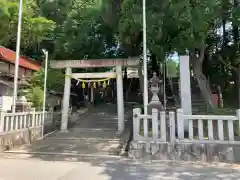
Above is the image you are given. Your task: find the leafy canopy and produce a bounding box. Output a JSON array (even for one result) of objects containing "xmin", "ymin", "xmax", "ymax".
[{"xmin": 0, "ymin": 0, "xmax": 56, "ymax": 50}]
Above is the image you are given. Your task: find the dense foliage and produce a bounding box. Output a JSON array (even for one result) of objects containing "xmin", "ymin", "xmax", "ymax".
[{"xmin": 1, "ymin": 0, "xmax": 240, "ymax": 109}]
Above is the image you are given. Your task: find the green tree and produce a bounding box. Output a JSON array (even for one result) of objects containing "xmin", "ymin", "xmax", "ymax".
[
  {"xmin": 114, "ymin": 0, "xmax": 224, "ymax": 110},
  {"xmin": 54, "ymin": 0, "xmax": 118, "ymax": 60},
  {"xmin": 23, "ymin": 68, "xmax": 65, "ymax": 108},
  {"xmin": 0, "ymin": 0, "xmax": 56, "ymax": 59},
  {"xmin": 166, "ymin": 59, "xmax": 178, "ymax": 77},
  {"xmin": 29, "ymin": 68, "xmax": 65, "ymax": 92},
  {"xmin": 24, "ymin": 86, "xmax": 44, "ymax": 109},
  {"xmin": 2, "ymin": 0, "xmax": 240, "ymax": 110}
]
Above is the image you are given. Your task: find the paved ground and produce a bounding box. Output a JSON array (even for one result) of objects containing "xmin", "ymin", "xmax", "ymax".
[
  {"xmin": 0, "ymin": 157, "xmax": 240, "ymax": 180},
  {"xmin": 1, "ymin": 104, "xmax": 240, "ymax": 179}
]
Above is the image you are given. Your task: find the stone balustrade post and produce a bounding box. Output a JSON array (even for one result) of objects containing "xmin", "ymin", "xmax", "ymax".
[
  {"xmin": 0, "ymin": 108, "xmax": 6, "ymax": 132},
  {"xmin": 31, "ymin": 108, "xmax": 36, "ymax": 127},
  {"xmin": 236, "ymin": 109, "xmax": 240, "ymax": 136},
  {"xmin": 177, "ymin": 108, "xmax": 184, "ymax": 140}
]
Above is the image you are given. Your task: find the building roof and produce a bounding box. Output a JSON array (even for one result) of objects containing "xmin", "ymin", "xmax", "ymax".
[{"xmin": 0, "ymin": 46, "xmax": 41, "ymax": 71}]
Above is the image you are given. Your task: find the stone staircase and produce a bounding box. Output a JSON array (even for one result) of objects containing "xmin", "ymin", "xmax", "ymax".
[
  {"xmin": 4, "ymin": 129, "xmax": 125, "ymax": 157},
  {"xmin": 191, "ymin": 78, "xmax": 206, "ymax": 114},
  {"xmin": 1, "ymin": 105, "xmax": 133, "ymax": 161},
  {"xmin": 169, "ymin": 76, "xmax": 206, "ymax": 113}
]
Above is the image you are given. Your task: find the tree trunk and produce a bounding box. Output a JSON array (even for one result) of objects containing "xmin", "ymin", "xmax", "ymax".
[
  {"xmin": 194, "ymin": 68, "xmax": 215, "ymax": 111},
  {"xmin": 190, "ymin": 51, "xmax": 216, "ymax": 111}
]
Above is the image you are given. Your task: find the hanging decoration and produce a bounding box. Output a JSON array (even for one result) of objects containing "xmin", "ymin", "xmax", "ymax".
[
  {"xmin": 66, "ymin": 75, "xmax": 115, "ymax": 82},
  {"xmin": 103, "ymin": 81, "xmax": 107, "ymax": 88},
  {"xmin": 82, "ymin": 82, "xmax": 86, "ymax": 89},
  {"xmin": 66, "ymin": 74, "xmax": 116, "ymax": 88}
]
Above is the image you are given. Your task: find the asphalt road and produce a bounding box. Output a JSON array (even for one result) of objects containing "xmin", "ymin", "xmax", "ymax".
[
  {"xmin": 1, "ymin": 104, "xmax": 240, "ymax": 180},
  {"xmin": 0, "ymin": 157, "xmax": 240, "ymax": 180}
]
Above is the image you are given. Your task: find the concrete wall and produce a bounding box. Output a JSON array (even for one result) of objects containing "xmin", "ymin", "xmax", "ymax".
[
  {"xmin": 0, "ymin": 61, "xmax": 32, "ymax": 77},
  {"xmin": 0, "ymin": 61, "xmax": 35, "ymax": 111},
  {"xmin": 0, "ymin": 82, "xmax": 14, "ymax": 111},
  {"xmin": 0, "ymin": 96, "xmax": 13, "ymax": 111},
  {"xmin": 0, "ymin": 127, "xmax": 42, "ymax": 151},
  {"xmin": 46, "ymin": 94, "xmax": 61, "ymax": 108},
  {"xmin": 0, "ymin": 84, "xmax": 9, "ymax": 96},
  {"xmin": 0, "ymin": 114, "xmax": 59, "ymax": 152},
  {"xmin": 130, "ymin": 142, "xmax": 240, "ymax": 163}
]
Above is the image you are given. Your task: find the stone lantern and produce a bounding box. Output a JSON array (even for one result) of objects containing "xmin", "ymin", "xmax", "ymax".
[
  {"xmin": 147, "ymin": 72, "xmax": 164, "ymax": 114},
  {"xmin": 14, "ymin": 96, "xmax": 31, "ymax": 112}
]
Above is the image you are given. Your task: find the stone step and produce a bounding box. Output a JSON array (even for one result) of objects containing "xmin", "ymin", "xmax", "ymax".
[
  {"xmin": 47, "ymin": 129, "xmax": 122, "ymax": 139},
  {"xmin": 192, "ymin": 103, "xmax": 205, "ymax": 106},
  {"xmin": 73, "ymin": 122, "xmax": 131, "ymax": 129},
  {"xmin": 192, "ymin": 100, "xmax": 205, "ymax": 102},
  {"xmin": 0, "ymin": 152, "xmax": 123, "ymax": 162},
  {"xmin": 6, "ymin": 138, "xmax": 125, "ymax": 157},
  {"xmin": 192, "ymin": 100, "xmax": 205, "ymax": 103},
  {"xmin": 45, "ymin": 137, "xmax": 123, "ymax": 141},
  {"xmin": 192, "ymin": 105, "xmax": 205, "ymax": 108},
  {"xmin": 192, "ymin": 102, "xmax": 205, "ymax": 105}
]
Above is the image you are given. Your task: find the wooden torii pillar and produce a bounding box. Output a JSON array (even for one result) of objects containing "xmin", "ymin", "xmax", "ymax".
[{"xmin": 50, "ymin": 58, "xmax": 139, "ymax": 133}]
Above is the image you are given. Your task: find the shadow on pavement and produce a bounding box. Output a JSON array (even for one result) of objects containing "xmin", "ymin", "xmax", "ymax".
[
  {"xmin": 3, "ymin": 104, "xmax": 240, "ymax": 179},
  {"xmin": 2, "ymin": 154, "xmax": 240, "ymax": 179}
]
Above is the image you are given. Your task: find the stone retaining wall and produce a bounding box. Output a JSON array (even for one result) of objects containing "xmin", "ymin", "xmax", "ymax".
[
  {"xmin": 0, "ymin": 127, "xmax": 42, "ymax": 152},
  {"xmin": 0, "ymin": 109, "xmax": 88, "ymax": 152},
  {"xmin": 130, "ymin": 142, "xmax": 240, "ymax": 163}
]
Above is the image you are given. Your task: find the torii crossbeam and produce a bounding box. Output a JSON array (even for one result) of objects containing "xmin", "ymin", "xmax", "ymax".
[{"xmin": 50, "ymin": 57, "xmax": 139, "ymax": 133}]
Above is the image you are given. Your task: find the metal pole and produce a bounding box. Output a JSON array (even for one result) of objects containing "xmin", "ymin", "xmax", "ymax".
[
  {"xmin": 42, "ymin": 49, "xmax": 48, "ymax": 138},
  {"xmin": 143, "ymin": 0, "xmax": 148, "ymax": 115},
  {"xmin": 12, "ymin": 0, "xmax": 23, "ymax": 113},
  {"xmin": 163, "ymin": 59, "xmax": 166, "ymax": 109}
]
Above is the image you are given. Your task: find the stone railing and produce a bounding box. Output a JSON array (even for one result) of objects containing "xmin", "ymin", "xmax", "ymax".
[
  {"xmin": 0, "ymin": 108, "xmax": 53, "ymax": 133},
  {"xmin": 133, "ymin": 108, "xmax": 240, "ymax": 144},
  {"xmin": 133, "ymin": 108, "xmax": 174, "ymax": 142},
  {"xmin": 131, "ymin": 108, "xmax": 240, "ymax": 162},
  {"xmin": 176, "ymin": 109, "xmax": 240, "ymax": 144},
  {"xmin": 0, "ymin": 108, "xmax": 54, "ymax": 151}
]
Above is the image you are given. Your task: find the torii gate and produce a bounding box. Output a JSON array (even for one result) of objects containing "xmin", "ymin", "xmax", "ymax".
[{"xmin": 50, "ymin": 58, "xmax": 139, "ymax": 133}]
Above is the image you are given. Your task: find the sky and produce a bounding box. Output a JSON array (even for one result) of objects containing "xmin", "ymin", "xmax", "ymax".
[{"xmin": 168, "ymin": 52, "xmax": 179, "ymax": 63}]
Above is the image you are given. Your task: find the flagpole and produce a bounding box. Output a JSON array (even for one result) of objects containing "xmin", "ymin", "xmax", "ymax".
[
  {"xmin": 12, "ymin": 0, "xmax": 23, "ymax": 113},
  {"xmin": 143, "ymin": 0, "xmax": 148, "ymax": 115}
]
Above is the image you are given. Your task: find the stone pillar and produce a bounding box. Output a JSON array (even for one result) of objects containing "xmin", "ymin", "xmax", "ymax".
[
  {"xmin": 61, "ymin": 67, "xmax": 72, "ymax": 132},
  {"xmin": 179, "ymin": 56, "xmax": 192, "ymax": 131},
  {"xmin": 116, "ymin": 65, "xmax": 124, "ymax": 133}
]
